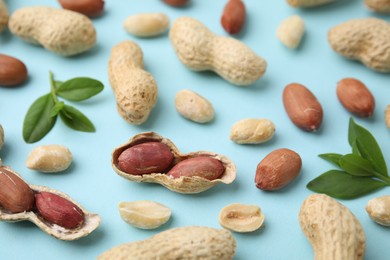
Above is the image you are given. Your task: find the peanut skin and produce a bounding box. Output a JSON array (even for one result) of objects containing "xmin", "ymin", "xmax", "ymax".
[
  {"xmin": 221, "ymin": 0, "xmax": 246, "ymax": 34},
  {"xmin": 58, "ymin": 0, "xmax": 105, "ymax": 17},
  {"xmin": 0, "ymin": 54, "xmax": 28, "ymax": 86},
  {"xmin": 117, "ymin": 142, "xmax": 174, "ymax": 175},
  {"xmin": 167, "ymin": 157, "xmax": 225, "ymax": 180},
  {"xmin": 163, "ymin": 0, "xmax": 190, "ymax": 7},
  {"xmin": 108, "ymin": 41, "xmax": 158, "ymax": 125},
  {"xmin": 170, "ymin": 17, "xmax": 266, "ymax": 86}
]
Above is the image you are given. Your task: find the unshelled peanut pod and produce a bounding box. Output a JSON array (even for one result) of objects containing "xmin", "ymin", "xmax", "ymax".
[
  {"xmin": 98, "ymin": 226, "xmax": 236, "ymax": 259},
  {"xmin": 0, "ymin": 0, "xmax": 8, "ymax": 32},
  {"xmin": 112, "ymin": 132, "xmax": 236, "ymax": 194}
]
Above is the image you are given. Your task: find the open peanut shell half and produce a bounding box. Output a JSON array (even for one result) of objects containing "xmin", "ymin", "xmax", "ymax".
[
  {"xmin": 112, "ymin": 132, "xmax": 236, "ymax": 194},
  {"xmin": 0, "ymin": 166, "xmax": 100, "ymax": 241}
]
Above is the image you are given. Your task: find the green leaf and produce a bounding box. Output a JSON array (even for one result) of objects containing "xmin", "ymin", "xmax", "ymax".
[
  {"xmin": 339, "ymin": 154, "xmax": 376, "ymax": 177},
  {"xmin": 50, "ymin": 101, "xmax": 65, "ymax": 117},
  {"xmin": 307, "ymin": 170, "xmax": 387, "ymax": 199},
  {"xmin": 348, "ymin": 117, "xmax": 358, "ymax": 147},
  {"xmin": 23, "ymin": 94, "xmax": 57, "ymax": 143},
  {"xmin": 59, "ymin": 105, "xmax": 95, "ymax": 132},
  {"xmin": 54, "ymin": 80, "xmax": 63, "ymax": 90},
  {"xmin": 318, "ymin": 153, "xmax": 342, "ymax": 167},
  {"xmin": 56, "ymin": 77, "xmax": 104, "ymax": 102},
  {"xmin": 349, "ymin": 118, "xmax": 388, "ymax": 176}
]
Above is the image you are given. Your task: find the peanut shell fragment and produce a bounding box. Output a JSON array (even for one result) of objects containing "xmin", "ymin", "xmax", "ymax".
[
  {"xmin": 385, "ymin": 104, "xmax": 390, "ymax": 129},
  {"xmin": 98, "ymin": 226, "xmax": 236, "ymax": 260},
  {"xmin": 26, "ymin": 145, "xmax": 73, "ymax": 173},
  {"xmin": 112, "ymin": 132, "xmax": 236, "ymax": 194},
  {"xmin": 219, "ymin": 203, "xmax": 264, "ymax": 233},
  {"xmin": 365, "ymin": 195, "xmax": 390, "ymax": 226},
  {"xmin": 0, "ymin": 0, "xmax": 8, "ymax": 32},
  {"xmin": 175, "ymin": 89, "xmax": 214, "ymax": 123},
  {"xmin": 230, "ymin": 118, "xmax": 275, "ymax": 144},
  {"xmin": 118, "ymin": 200, "xmax": 171, "ymax": 229}
]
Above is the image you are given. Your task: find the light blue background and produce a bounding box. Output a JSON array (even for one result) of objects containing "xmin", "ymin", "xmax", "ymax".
[{"xmin": 1, "ymin": 0, "xmax": 389, "ymax": 259}]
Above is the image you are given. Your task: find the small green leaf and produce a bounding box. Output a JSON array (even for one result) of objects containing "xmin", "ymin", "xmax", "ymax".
[
  {"xmin": 59, "ymin": 105, "xmax": 95, "ymax": 132},
  {"xmin": 50, "ymin": 101, "xmax": 65, "ymax": 117},
  {"xmin": 349, "ymin": 118, "xmax": 388, "ymax": 176},
  {"xmin": 54, "ymin": 81, "xmax": 63, "ymax": 90},
  {"xmin": 318, "ymin": 153, "xmax": 342, "ymax": 167},
  {"xmin": 339, "ymin": 154, "xmax": 376, "ymax": 177},
  {"xmin": 23, "ymin": 94, "xmax": 57, "ymax": 143},
  {"xmin": 307, "ymin": 170, "xmax": 387, "ymax": 199},
  {"xmin": 56, "ymin": 77, "xmax": 104, "ymax": 101},
  {"xmin": 348, "ymin": 117, "xmax": 358, "ymax": 147}
]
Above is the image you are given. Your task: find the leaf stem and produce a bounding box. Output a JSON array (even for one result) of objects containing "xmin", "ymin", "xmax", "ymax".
[{"xmin": 49, "ymin": 71, "xmax": 59, "ymax": 103}]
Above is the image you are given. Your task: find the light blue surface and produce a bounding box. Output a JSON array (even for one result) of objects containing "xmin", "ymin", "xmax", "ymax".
[{"xmin": 1, "ymin": 0, "xmax": 390, "ymax": 259}]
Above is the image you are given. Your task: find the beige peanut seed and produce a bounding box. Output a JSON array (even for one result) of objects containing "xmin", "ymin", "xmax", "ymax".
[
  {"xmin": 219, "ymin": 203, "xmax": 265, "ymax": 233},
  {"xmin": 118, "ymin": 200, "xmax": 171, "ymax": 229},
  {"xmin": 230, "ymin": 118, "xmax": 275, "ymax": 144},
  {"xmin": 124, "ymin": 13, "xmax": 169, "ymax": 37},
  {"xmin": 175, "ymin": 89, "xmax": 214, "ymax": 123},
  {"xmin": 277, "ymin": 15, "xmax": 305, "ymax": 49},
  {"xmin": 26, "ymin": 145, "xmax": 73, "ymax": 173},
  {"xmin": 366, "ymin": 195, "xmax": 390, "ymax": 226}
]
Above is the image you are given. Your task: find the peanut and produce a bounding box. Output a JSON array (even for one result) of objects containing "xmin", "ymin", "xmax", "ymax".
[
  {"xmin": 108, "ymin": 41, "xmax": 158, "ymax": 125},
  {"xmin": 230, "ymin": 118, "xmax": 275, "ymax": 144},
  {"xmin": 299, "ymin": 194, "xmax": 366, "ymax": 260},
  {"xmin": 170, "ymin": 17, "xmax": 267, "ymax": 86},
  {"xmin": 0, "ymin": 54, "xmax": 28, "ymax": 87},
  {"xmin": 336, "ymin": 78, "xmax": 375, "ymax": 117},
  {"xmin": 283, "ymin": 83, "xmax": 323, "ymax": 132},
  {"xmin": 175, "ymin": 89, "xmax": 214, "ymax": 123},
  {"xmin": 35, "ymin": 191, "xmax": 85, "ymax": 229},
  {"xmin": 286, "ymin": 0, "xmax": 334, "ymax": 7},
  {"xmin": 162, "ymin": 0, "xmax": 190, "ymax": 7},
  {"xmin": 58, "ymin": 0, "xmax": 105, "ymax": 17},
  {"xmin": 0, "ymin": 0, "xmax": 8, "ymax": 32},
  {"xmin": 365, "ymin": 0, "xmax": 390, "ymax": 13},
  {"xmin": 221, "ymin": 0, "xmax": 246, "ymax": 34},
  {"xmin": 9, "ymin": 7, "xmax": 96, "ymax": 56},
  {"xmin": 386, "ymin": 104, "xmax": 390, "ymax": 129},
  {"xmin": 219, "ymin": 203, "xmax": 264, "ymax": 233},
  {"xmin": 255, "ymin": 148, "xmax": 302, "ymax": 190},
  {"xmin": 26, "ymin": 145, "xmax": 73, "ymax": 173},
  {"xmin": 98, "ymin": 226, "xmax": 236, "ymax": 259},
  {"xmin": 277, "ymin": 15, "xmax": 305, "ymax": 49},
  {"xmin": 124, "ymin": 13, "xmax": 169, "ymax": 37},
  {"xmin": 167, "ymin": 156, "xmax": 225, "ymax": 180},
  {"xmin": 117, "ymin": 142, "xmax": 174, "ymax": 175},
  {"xmin": 0, "ymin": 166, "xmax": 35, "ymax": 213},
  {"xmin": 118, "ymin": 200, "xmax": 171, "ymax": 229},
  {"xmin": 366, "ymin": 195, "xmax": 390, "ymax": 226},
  {"xmin": 0, "ymin": 124, "xmax": 3, "ymax": 150},
  {"xmin": 328, "ymin": 18, "xmax": 390, "ymax": 73}
]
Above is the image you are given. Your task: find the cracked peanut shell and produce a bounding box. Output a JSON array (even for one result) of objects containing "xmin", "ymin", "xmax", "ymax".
[
  {"xmin": 112, "ymin": 132, "xmax": 236, "ymax": 194},
  {"xmin": 0, "ymin": 166, "xmax": 100, "ymax": 240}
]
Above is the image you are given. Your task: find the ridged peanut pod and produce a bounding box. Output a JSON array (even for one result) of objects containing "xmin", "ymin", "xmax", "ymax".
[
  {"xmin": 170, "ymin": 17, "xmax": 267, "ymax": 86},
  {"xmin": 286, "ymin": 0, "xmax": 334, "ymax": 7},
  {"xmin": 328, "ymin": 18, "xmax": 390, "ymax": 73},
  {"xmin": 0, "ymin": 0, "xmax": 8, "ymax": 32},
  {"xmin": 299, "ymin": 194, "xmax": 366, "ymax": 260},
  {"xmin": 108, "ymin": 41, "xmax": 158, "ymax": 125},
  {"xmin": 98, "ymin": 226, "xmax": 236, "ymax": 259},
  {"xmin": 365, "ymin": 0, "xmax": 390, "ymax": 13},
  {"xmin": 9, "ymin": 7, "xmax": 96, "ymax": 56},
  {"xmin": 385, "ymin": 104, "xmax": 390, "ymax": 129}
]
